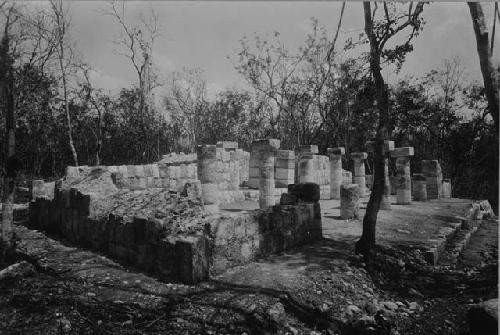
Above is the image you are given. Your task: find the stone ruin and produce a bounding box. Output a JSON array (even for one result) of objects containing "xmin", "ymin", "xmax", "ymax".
[{"xmin": 29, "ymin": 138, "xmax": 454, "ymax": 283}]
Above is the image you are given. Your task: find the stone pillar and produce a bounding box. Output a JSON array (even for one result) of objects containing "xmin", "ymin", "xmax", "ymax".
[
  {"xmin": 298, "ymin": 145, "xmax": 319, "ymax": 155},
  {"xmin": 197, "ymin": 145, "xmax": 220, "ymax": 214},
  {"xmin": 298, "ymin": 153, "xmax": 315, "ymax": 183},
  {"xmin": 413, "ymin": 173, "xmax": 427, "ymax": 201},
  {"xmin": 248, "ymin": 149, "xmax": 260, "ymax": 189},
  {"xmin": 367, "ymin": 140, "xmax": 394, "ymax": 209},
  {"xmin": 252, "ymin": 139, "xmax": 280, "ymax": 209},
  {"xmin": 391, "ymin": 147, "xmax": 414, "ymax": 205},
  {"xmin": 31, "ymin": 180, "xmax": 46, "ymax": 199},
  {"xmin": 442, "ymin": 178, "xmax": 452, "ymax": 198},
  {"xmin": 296, "ymin": 144, "xmax": 318, "ymax": 186},
  {"xmin": 422, "ymin": 160, "xmax": 443, "ymax": 199},
  {"xmin": 275, "ymin": 150, "xmax": 295, "ymax": 188},
  {"xmin": 350, "ymin": 152, "xmax": 368, "ymax": 197},
  {"xmin": 327, "ymin": 147, "xmax": 345, "ymax": 200},
  {"xmin": 340, "ymin": 184, "xmax": 360, "ymax": 219}
]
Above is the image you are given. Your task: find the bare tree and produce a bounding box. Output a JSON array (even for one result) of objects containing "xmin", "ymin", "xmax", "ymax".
[
  {"xmin": 356, "ymin": 2, "xmax": 425, "ymax": 257},
  {"xmin": 107, "ymin": 0, "xmax": 159, "ymax": 116},
  {"xmin": 49, "ymin": 0, "xmax": 78, "ymax": 166},
  {"xmin": 467, "ymin": 2, "xmax": 499, "ymax": 131},
  {"xmin": 165, "ymin": 67, "xmax": 208, "ymax": 152},
  {"xmin": 78, "ymin": 64, "xmax": 109, "ymax": 165}
]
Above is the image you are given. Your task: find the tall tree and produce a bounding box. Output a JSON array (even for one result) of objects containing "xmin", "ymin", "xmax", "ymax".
[
  {"xmin": 467, "ymin": 2, "xmax": 499, "ymax": 131},
  {"xmin": 107, "ymin": 1, "xmax": 159, "ymax": 160},
  {"xmin": 355, "ymin": 2, "xmax": 425, "ymax": 257},
  {"xmin": 50, "ymin": 0, "xmax": 78, "ymax": 166},
  {"xmin": 0, "ymin": 3, "xmax": 20, "ymax": 253}
]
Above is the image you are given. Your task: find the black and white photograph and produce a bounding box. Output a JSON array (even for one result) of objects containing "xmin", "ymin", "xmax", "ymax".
[{"xmin": 0, "ymin": 1, "xmax": 498, "ymax": 334}]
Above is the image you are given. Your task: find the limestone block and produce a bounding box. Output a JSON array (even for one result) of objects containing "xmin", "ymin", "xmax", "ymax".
[
  {"xmin": 201, "ymin": 183, "xmax": 219, "ymax": 205},
  {"xmin": 107, "ymin": 166, "xmax": 118, "ymax": 173},
  {"xmin": 117, "ymin": 165, "xmax": 128, "ymax": 177},
  {"xmin": 146, "ymin": 177, "xmax": 155, "ymax": 188},
  {"xmin": 216, "ymin": 141, "xmax": 238, "ymax": 150},
  {"xmin": 350, "ymin": 152, "xmax": 368, "ymax": 160},
  {"xmin": 275, "ymin": 160, "xmax": 295, "ymax": 169},
  {"xmin": 174, "ymin": 235, "xmax": 209, "ymax": 284},
  {"xmin": 391, "ymin": 147, "xmax": 414, "ymax": 158},
  {"xmin": 298, "ymin": 145, "xmax": 318, "ymax": 154},
  {"xmin": 327, "ymin": 147, "xmax": 345, "ymax": 156},
  {"xmin": 442, "ymin": 179, "xmax": 452, "ymax": 198},
  {"xmin": 288, "ymin": 183, "xmax": 320, "ymax": 203},
  {"xmin": 342, "ymin": 170, "xmax": 352, "ymax": 185},
  {"xmin": 127, "ymin": 165, "xmax": 137, "ymax": 177},
  {"xmin": 340, "ymin": 184, "xmax": 360, "ymax": 219},
  {"xmin": 169, "ymin": 178, "xmax": 178, "ymax": 192},
  {"xmin": 275, "ymin": 168, "xmax": 294, "ymax": 181},
  {"xmin": 143, "ymin": 164, "xmax": 153, "ymax": 177},
  {"xmin": 157, "ymin": 164, "xmax": 168, "ymax": 178},
  {"xmin": 31, "ymin": 180, "xmax": 46, "ymax": 199},
  {"xmin": 135, "ymin": 165, "xmax": 145, "ymax": 178},
  {"xmin": 277, "ymin": 150, "xmax": 295, "ymax": 159},
  {"xmin": 252, "ymin": 139, "xmax": 280, "ymax": 152},
  {"xmin": 65, "ymin": 166, "xmax": 79, "ymax": 179},
  {"xmin": 153, "ymin": 177, "xmax": 162, "ymax": 188}
]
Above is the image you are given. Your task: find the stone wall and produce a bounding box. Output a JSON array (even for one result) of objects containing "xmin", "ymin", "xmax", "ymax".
[
  {"xmin": 66, "ymin": 152, "xmax": 198, "ymax": 194},
  {"xmin": 29, "ymin": 168, "xmax": 323, "ymax": 284},
  {"xmin": 209, "ymin": 201, "xmax": 322, "ymax": 274},
  {"xmin": 29, "ymin": 168, "xmax": 209, "ymax": 284}
]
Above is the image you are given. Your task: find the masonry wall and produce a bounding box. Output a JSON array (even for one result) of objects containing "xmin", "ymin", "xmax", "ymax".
[
  {"xmin": 209, "ymin": 202, "xmax": 322, "ymax": 274},
  {"xmin": 30, "ymin": 174, "xmax": 323, "ymax": 284}
]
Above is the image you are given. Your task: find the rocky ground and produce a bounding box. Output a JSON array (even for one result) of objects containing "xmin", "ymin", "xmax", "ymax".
[{"xmin": 0, "ymin": 200, "xmax": 497, "ymax": 335}]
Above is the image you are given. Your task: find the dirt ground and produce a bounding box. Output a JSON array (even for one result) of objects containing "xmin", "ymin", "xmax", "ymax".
[{"xmin": 0, "ymin": 197, "xmax": 497, "ymax": 335}]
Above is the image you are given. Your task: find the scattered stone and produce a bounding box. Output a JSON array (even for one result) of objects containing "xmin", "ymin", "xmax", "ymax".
[
  {"xmin": 381, "ymin": 301, "xmax": 399, "ymax": 311},
  {"xmin": 353, "ymin": 315, "xmax": 376, "ymax": 329},
  {"xmin": 0, "ymin": 261, "xmax": 35, "ymax": 281},
  {"xmin": 408, "ymin": 302, "xmax": 420, "ymax": 311},
  {"xmin": 58, "ymin": 318, "xmax": 72, "ymax": 333},
  {"xmin": 268, "ymin": 302, "xmax": 286, "ymax": 323},
  {"xmin": 345, "ymin": 304, "xmax": 362, "ymax": 316}
]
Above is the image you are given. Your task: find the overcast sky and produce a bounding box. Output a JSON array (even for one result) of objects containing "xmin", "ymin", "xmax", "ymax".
[{"xmin": 61, "ymin": 1, "xmax": 499, "ymax": 98}]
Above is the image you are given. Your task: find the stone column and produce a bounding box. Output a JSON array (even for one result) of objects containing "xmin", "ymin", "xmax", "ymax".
[
  {"xmin": 327, "ymin": 147, "xmax": 345, "ymax": 200},
  {"xmin": 252, "ymin": 139, "xmax": 280, "ymax": 209},
  {"xmin": 297, "ymin": 145, "xmax": 318, "ymax": 183},
  {"xmin": 275, "ymin": 150, "xmax": 295, "ymax": 188},
  {"xmin": 442, "ymin": 178, "xmax": 452, "ymax": 198},
  {"xmin": 298, "ymin": 153, "xmax": 315, "ymax": 183},
  {"xmin": 340, "ymin": 184, "xmax": 360, "ymax": 219},
  {"xmin": 422, "ymin": 160, "xmax": 443, "ymax": 199},
  {"xmin": 413, "ymin": 173, "xmax": 427, "ymax": 201},
  {"xmin": 350, "ymin": 152, "xmax": 368, "ymax": 197},
  {"xmin": 391, "ymin": 147, "xmax": 414, "ymax": 205},
  {"xmin": 196, "ymin": 145, "xmax": 220, "ymax": 214}
]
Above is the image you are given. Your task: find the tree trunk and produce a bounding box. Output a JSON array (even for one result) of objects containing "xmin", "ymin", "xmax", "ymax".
[
  {"xmin": 57, "ymin": 43, "xmax": 78, "ymax": 166},
  {"xmin": 355, "ymin": 2, "xmax": 390, "ymax": 257},
  {"xmin": 468, "ymin": 2, "xmax": 499, "ymax": 131},
  {"xmin": 0, "ymin": 31, "xmax": 18, "ymax": 252}
]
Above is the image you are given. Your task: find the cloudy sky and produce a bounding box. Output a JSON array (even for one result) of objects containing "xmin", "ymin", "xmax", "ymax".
[{"xmin": 60, "ymin": 1, "xmax": 499, "ymax": 98}]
